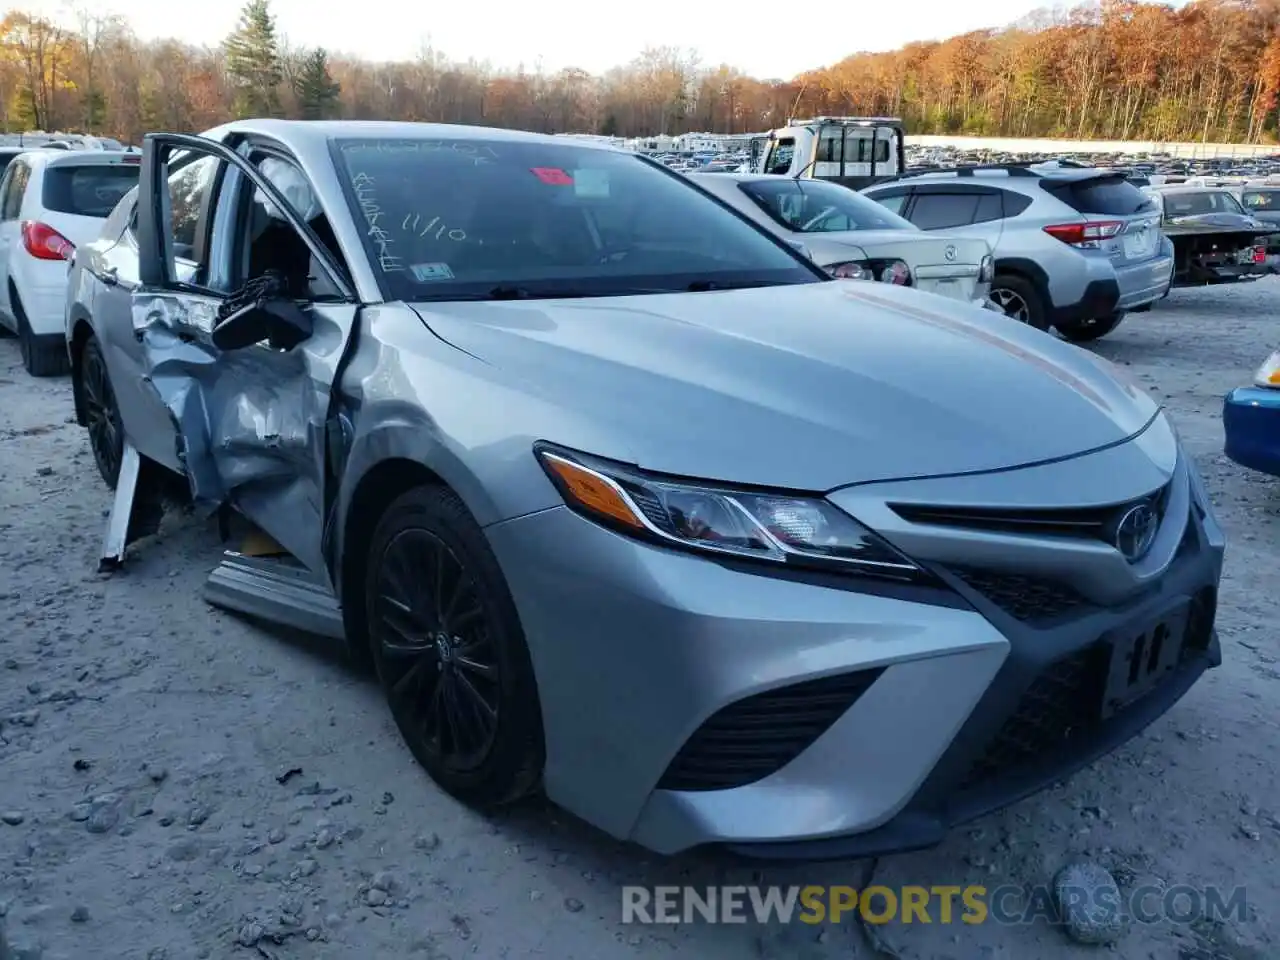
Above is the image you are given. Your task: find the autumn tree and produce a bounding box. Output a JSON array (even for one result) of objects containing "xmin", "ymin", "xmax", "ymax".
[
  {"xmin": 4, "ymin": 0, "xmax": 1280, "ymax": 145},
  {"xmin": 1, "ymin": 12, "xmax": 70, "ymax": 130},
  {"xmin": 293, "ymin": 47, "xmax": 340, "ymax": 119},
  {"xmin": 223, "ymin": 0, "xmax": 282, "ymax": 118},
  {"xmin": 71, "ymin": 9, "xmax": 120, "ymax": 132}
]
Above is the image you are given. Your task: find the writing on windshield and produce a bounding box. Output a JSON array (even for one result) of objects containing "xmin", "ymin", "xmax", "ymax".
[{"xmin": 331, "ymin": 136, "xmax": 822, "ymax": 302}]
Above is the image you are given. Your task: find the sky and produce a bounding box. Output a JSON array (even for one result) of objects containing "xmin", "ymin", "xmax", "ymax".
[{"xmin": 31, "ymin": 0, "xmax": 1069, "ymax": 79}]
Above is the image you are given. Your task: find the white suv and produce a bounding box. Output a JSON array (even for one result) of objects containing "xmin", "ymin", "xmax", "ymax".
[{"xmin": 0, "ymin": 149, "xmax": 139, "ymax": 375}]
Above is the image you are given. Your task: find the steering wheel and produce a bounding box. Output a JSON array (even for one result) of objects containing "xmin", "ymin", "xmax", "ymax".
[{"xmin": 800, "ymin": 206, "xmax": 838, "ymax": 232}]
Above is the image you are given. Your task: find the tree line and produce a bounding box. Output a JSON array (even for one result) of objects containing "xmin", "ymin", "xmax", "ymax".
[{"xmin": 0, "ymin": 0, "xmax": 1278, "ymax": 145}]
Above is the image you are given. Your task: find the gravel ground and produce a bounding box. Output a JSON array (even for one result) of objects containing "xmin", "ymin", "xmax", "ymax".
[{"xmin": 1, "ymin": 281, "xmax": 1278, "ymax": 960}]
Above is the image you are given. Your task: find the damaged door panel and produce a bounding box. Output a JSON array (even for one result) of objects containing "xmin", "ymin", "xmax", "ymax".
[
  {"xmin": 129, "ymin": 292, "xmax": 356, "ymax": 574},
  {"xmin": 112, "ymin": 131, "xmax": 360, "ymax": 584}
]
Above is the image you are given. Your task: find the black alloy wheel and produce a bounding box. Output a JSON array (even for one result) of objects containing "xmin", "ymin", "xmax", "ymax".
[
  {"xmin": 365, "ymin": 486, "xmax": 543, "ymax": 807},
  {"xmin": 989, "ymin": 273, "xmax": 1049, "ymax": 331},
  {"xmin": 80, "ymin": 336, "xmax": 124, "ymax": 488}
]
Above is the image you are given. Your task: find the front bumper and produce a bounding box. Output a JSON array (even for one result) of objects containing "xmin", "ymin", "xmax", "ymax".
[
  {"xmin": 486, "ymin": 451, "xmax": 1224, "ymax": 858},
  {"xmin": 1224, "ymin": 385, "xmax": 1280, "ymax": 477}
]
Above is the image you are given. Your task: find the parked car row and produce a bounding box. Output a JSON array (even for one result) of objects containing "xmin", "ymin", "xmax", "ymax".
[{"xmin": 21, "ymin": 119, "xmax": 1229, "ymax": 863}]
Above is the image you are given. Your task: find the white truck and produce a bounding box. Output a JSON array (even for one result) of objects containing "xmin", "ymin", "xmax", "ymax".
[{"xmin": 747, "ymin": 116, "xmax": 906, "ymax": 188}]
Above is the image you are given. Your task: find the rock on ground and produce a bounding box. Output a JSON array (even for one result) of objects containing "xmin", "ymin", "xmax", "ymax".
[{"xmin": 1, "ymin": 281, "xmax": 1278, "ymax": 959}]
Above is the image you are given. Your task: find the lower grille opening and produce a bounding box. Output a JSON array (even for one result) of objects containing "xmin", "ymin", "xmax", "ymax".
[
  {"xmin": 960, "ymin": 645, "xmax": 1107, "ymax": 789},
  {"xmin": 948, "ymin": 566, "xmax": 1086, "ymax": 622},
  {"xmin": 959, "ymin": 586, "xmax": 1217, "ymax": 791},
  {"xmin": 657, "ymin": 668, "xmax": 885, "ymax": 792}
]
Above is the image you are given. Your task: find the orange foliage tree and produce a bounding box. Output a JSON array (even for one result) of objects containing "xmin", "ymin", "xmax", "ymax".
[{"xmin": 3, "ymin": 0, "xmax": 1280, "ymax": 144}]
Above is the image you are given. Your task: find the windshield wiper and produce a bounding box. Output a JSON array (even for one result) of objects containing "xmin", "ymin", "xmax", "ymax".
[
  {"xmin": 486, "ymin": 285, "xmax": 556, "ymax": 300},
  {"xmin": 685, "ymin": 279, "xmax": 781, "ymax": 292},
  {"xmin": 419, "ymin": 285, "xmax": 662, "ymax": 302}
]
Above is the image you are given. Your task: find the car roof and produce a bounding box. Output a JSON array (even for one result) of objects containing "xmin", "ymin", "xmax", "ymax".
[
  {"xmin": 1150, "ymin": 185, "xmax": 1230, "ymax": 195},
  {"xmin": 881, "ymin": 164, "xmax": 1128, "ymax": 186},
  {"xmin": 15, "ymin": 149, "xmax": 139, "ymax": 169},
  {"xmin": 689, "ymin": 172, "xmax": 785, "ymax": 184},
  {"xmin": 202, "ymin": 118, "xmax": 625, "ymax": 160}
]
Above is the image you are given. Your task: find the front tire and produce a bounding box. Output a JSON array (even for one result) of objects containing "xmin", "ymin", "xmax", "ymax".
[
  {"xmin": 989, "ymin": 274, "xmax": 1049, "ymax": 331},
  {"xmin": 1057, "ymin": 311, "xmax": 1125, "ymax": 343},
  {"xmin": 365, "ymin": 485, "xmax": 544, "ymax": 809},
  {"xmin": 77, "ymin": 335, "xmax": 125, "ymax": 488}
]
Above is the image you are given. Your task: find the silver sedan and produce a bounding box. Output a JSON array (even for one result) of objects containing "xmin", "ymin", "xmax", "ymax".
[
  {"xmin": 690, "ymin": 171, "xmax": 996, "ymax": 308},
  {"xmin": 65, "ymin": 122, "xmax": 1223, "ymax": 858}
]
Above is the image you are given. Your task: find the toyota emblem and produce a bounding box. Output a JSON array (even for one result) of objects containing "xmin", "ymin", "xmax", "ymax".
[
  {"xmin": 944, "ymin": 245, "xmax": 957, "ymax": 262},
  {"xmin": 1113, "ymin": 502, "xmax": 1160, "ymax": 562}
]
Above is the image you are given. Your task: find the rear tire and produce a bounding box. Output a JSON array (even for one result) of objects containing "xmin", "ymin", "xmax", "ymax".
[
  {"xmin": 989, "ymin": 274, "xmax": 1049, "ymax": 331},
  {"xmin": 1057, "ymin": 311, "xmax": 1125, "ymax": 343},
  {"xmin": 365, "ymin": 485, "xmax": 544, "ymax": 809},
  {"xmin": 14, "ymin": 290, "xmax": 69, "ymax": 377},
  {"xmin": 77, "ymin": 334, "xmax": 125, "ymax": 489}
]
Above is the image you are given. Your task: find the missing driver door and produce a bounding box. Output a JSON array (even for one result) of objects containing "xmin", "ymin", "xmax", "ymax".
[{"xmin": 133, "ymin": 133, "xmax": 359, "ymax": 583}]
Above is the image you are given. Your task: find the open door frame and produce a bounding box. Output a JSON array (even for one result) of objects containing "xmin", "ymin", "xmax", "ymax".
[
  {"xmin": 106, "ymin": 131, "xmax": 364, "ymax": 584},
  {"xmin": 136, "ymin": 131, "xmax": 356, "ymax": 301}
]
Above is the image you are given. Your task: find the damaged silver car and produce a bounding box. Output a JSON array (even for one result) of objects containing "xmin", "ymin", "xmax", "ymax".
[{"xmin": 64, "ymin": 121, "xmax": 1224, "ymax": 859}]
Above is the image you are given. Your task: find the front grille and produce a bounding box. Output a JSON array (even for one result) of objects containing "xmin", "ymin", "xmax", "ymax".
[
  {"xmin": 657, "ymin": 668, "xmax": 884, "ymax": 792},
  {"xmin": 948, "ymin": 566, "xmax": 1086, "ymax": 622},
  {"xmin": 959, "ymin": 586, "xmax": 1216, "ymax": 790},
  {"xmin": 890, "ymin": 481, "xmax": 1173, "ymax": 546}
]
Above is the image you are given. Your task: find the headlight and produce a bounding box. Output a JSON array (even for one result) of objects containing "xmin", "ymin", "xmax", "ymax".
[
  {"xmin": 827, "ymin": 259, "xmax": 912, "ymax": 285},
  {"xmin": 1253, "ymin": 350, "xmax": 1280, "ymax": 388},
  {"xmin": 535, "ymin": 445, "xmax": 929, "ymax": 582},
  {"xmin": 979, "ymin": 254, "xmax": 994, "ymax": 283},
  {"xmin": 828, "ymin": 261, "xmax": 872, "ymax": 281}
]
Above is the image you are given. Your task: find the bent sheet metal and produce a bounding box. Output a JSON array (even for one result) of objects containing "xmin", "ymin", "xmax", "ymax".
[{"xmin": 98, "ymin": 294, "xmax": 336, "ymax": 574}]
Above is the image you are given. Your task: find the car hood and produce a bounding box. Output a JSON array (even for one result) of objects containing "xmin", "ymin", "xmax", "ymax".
[{"xmin": 409, "ymin": 281, "xmax": 1160, "ymax": 490}]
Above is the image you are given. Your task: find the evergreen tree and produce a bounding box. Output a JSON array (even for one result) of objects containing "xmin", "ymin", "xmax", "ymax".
[
  {"xmin": 223, "ymin": 0, "xmax": 283, "ymax": 118},
  {"xmin": 294, "ymin": 48, "xmax": 341, "ymax": 120}
]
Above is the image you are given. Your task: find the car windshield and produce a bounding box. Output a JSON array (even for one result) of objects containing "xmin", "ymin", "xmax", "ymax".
[
  {"xmin": 1164, "ymin": 191, "xmax": 1245, "ymax": 217},
  {"xmin": 330, "ymin": 137, "xmax": 823, "ymax": 301},
  {"xmin": 1242, "ymin": 189, "xmax": 1280, "ymax": 212},
  {"xmin": 736, "ymin": 179, "xmax": 916, "ymax": 234}
]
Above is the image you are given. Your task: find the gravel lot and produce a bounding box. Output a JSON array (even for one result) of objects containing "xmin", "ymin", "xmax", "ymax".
[{"xmin": 1, "ymin": 282, "xmax": 1278, "ymax": 960}]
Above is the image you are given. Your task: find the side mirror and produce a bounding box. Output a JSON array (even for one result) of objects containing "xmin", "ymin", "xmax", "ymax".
[{"xmin": 212, "ymin": 297, "xmax": 313, "ymax": 351}]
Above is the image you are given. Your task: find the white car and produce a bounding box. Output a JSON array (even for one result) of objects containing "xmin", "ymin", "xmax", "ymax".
[
  {"xmin": 0, "ymin": 149, "xmax": 140, "ymax": 375},
  {"xmin": 689, "ymin": 172, "xmax": 994, "ymax": 307}
]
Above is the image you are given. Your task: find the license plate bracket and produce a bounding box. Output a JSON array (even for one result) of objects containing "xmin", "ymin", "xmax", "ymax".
[{"xmin": 1100, "ymin": 602, "xmax": 1190, "ymax": 720}]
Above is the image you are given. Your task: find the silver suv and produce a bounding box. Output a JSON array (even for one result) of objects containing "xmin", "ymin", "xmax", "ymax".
[{"xmin": 862, "ymin": 164, "xmax": 1174, "ymax": 342}]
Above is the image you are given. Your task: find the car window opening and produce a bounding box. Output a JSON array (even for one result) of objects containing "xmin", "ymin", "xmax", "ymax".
[{"xmin": 738, "ymin": 178, "xmax": 917, "ymax": 234}]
